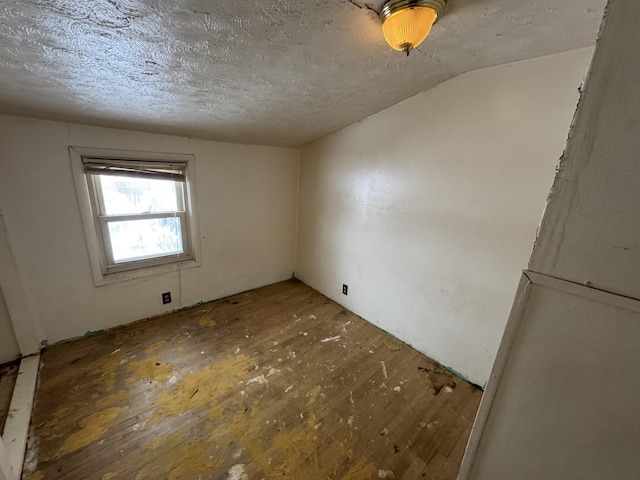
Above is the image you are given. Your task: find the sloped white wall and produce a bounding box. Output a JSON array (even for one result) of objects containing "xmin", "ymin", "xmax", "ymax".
[
  {"xmin": 296, "ymin": 48, "xmax": 593, "ymax": 386},
  {"xmin": 0, "ymin": 116, "xmax": 299, "ymax": 345},
  {"xmin": 462, "ymin": 1, "xmax": 640, "ymax": 477}
]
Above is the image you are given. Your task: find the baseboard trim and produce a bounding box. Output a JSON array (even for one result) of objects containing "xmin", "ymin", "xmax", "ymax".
[{"xmin": 1, "ymin": 354, "xmax": 39, "ymax": 480}]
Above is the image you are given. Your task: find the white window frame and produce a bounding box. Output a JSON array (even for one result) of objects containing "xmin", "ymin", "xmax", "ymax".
[{"xmin": 70, "ymin": 147, "xmax": 201, "ymax": 286}]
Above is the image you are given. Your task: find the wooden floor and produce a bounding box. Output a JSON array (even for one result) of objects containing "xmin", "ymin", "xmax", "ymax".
[{"xmin": 23, "ymin": 280, "xmax": 482, "ymax": 480}]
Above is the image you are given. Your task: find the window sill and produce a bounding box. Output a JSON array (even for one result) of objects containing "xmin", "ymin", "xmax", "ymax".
[{"xmin": 93, "ymin": 257, "xmax": 201, "ymax": 287}]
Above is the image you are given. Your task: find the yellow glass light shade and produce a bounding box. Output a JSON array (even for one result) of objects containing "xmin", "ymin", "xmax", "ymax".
[{"xmin": 382, "ymin": 6, "xmax": 437, "ymax": 54}]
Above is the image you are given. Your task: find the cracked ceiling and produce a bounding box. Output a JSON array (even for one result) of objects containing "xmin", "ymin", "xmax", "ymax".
[{"xmin": 0, "ymin": 0, "xmax": 606, "ymax": 148}]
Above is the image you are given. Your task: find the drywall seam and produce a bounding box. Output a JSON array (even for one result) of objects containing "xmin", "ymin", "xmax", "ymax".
[
  {"xmin": 457, "ymin": 272, "xmax": 532, "ymax": 480},
  {"xmin": 525, "ymin": 270, "xmax": 640, "ymax": 309}
]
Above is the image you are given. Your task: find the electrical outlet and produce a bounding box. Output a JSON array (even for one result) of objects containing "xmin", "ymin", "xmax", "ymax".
[
  {"xmin": 342, "ymin": 284, "xmax": 348, "ymax": 295},
  {"xmin": 162, "ymin": 292, "xmax": 171, "ymax": 304}
]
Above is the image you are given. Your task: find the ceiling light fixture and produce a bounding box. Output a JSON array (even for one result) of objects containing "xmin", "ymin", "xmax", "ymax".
[{"xmin": 379, "ymin": 0, "xmax": 447, "ymax": 56}]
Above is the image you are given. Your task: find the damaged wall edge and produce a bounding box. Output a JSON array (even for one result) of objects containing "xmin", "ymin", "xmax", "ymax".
[
  {"xmin": 458, "ymin": 268, "xmax": 640, "ymax": 478},
  {"xmin": 457, "ymin": 271, "xmax": 533, "ymax": 480}
]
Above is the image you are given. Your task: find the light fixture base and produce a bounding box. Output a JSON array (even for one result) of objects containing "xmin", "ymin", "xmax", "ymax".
[{"xmin": 379, "ymin": 0, "xmax": 447, "ymax": 24}]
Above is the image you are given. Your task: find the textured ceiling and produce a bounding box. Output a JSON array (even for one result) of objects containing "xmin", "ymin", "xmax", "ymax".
[{"xmin": 0, "ymin": 0, "xmax": 606, "ymax": 148}]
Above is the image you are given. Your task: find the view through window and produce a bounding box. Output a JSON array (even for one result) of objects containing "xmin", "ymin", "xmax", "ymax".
[
  {"xmin": 83, "ymin": 157, "xmax": 193, "ymax": 274},
  {"xmin": 98, "ymin": 175, "xmax": 185, "ymax": 262}
]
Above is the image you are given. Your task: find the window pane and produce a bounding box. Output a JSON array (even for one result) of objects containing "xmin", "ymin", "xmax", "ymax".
[
  {"xmin": 107, "ymin": 217, "xmax": 184, "ymax": 263},
  {"xmin": 99, "ymin": 175, "xmax": 182, "ymax": 215}
]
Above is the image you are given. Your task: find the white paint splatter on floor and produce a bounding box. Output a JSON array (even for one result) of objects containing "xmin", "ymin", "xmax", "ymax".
[
  {"xmin": 227, "ymin": 464, "xmax": 248, "ymax": 480},
  {"xmin": 247, "ymin": 375, "xmax": 268, "ymax": 386},
  {"xmin": 320, "ymin": 335, "xmax": 341, "ymax": 343},
  {"xmin": 381, "ymin": 361, "xmax": 388, "ymax": 380},
  {"xmin": 378, "ymin": 469, "xmax": 395, "ymax": 478}
]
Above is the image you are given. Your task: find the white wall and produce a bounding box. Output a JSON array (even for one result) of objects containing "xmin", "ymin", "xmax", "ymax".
[
  {"xmin": 463, "ymin": 274, "xmax": 640, "ymax": 480},
  {"xmin": 0, "ymin": 287, "xmax": 19, "ymax": 363},
  {"xmin": 297, "ymin": 48, "xmax": 593, "ymax": 386},
  {"xmin": 461, "ymin": 1, "xmax": 640, "ymax": 478},
  {"xmin": 0, "ymin": 116, "xmax": 299, "ymax": 345}
]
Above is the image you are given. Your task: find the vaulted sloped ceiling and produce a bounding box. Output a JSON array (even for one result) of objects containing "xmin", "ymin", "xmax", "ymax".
[{"xmin": 0, "ymin": 0, "xmax": 605, "ymax": 147}]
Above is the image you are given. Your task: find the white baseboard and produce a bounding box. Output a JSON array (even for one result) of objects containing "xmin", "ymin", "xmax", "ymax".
[{"xmin": 1, "ymin": 354, "xmax": 39, "ymax": 480}]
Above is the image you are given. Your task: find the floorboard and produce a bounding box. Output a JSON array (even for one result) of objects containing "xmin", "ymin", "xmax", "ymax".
[{"xmin": 23, "ymin": 280, "xmax": 482, "ymax": 480}]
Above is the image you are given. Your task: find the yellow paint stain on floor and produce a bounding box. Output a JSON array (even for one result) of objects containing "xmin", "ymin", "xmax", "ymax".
[
  {"xmin": 207, "ymin": 403, "xmax": 224, "ymax": 420},
  {"xmin": 226, "ymin": 411, "xmax": 269, "ymax": 469},
  {"xmin": 266, "ymin": 415, "xmax": 324, "ymax": 479},
  {"xmin": 88, "ymin": 349, "xmax": 123, "ymax": 391},
  {"xmin": 151, "ymin": 354, "xmax": 252, "ymax": 419},
  {"xmin": 126, "ymin": 356, "xmax": 173, "ymax": 384},
  {"xmin": 199, "ymin": 314, "xmax": 216, "ymax": 327},
  {"xmin": 239, "ymin": 388, "xmax": 350, "ymax": 479},
  {"xmin": 133, "ymin": 370, "xmax": 372, "ymax": 480},
  {"xmin": 166, "ymin": 439, "xmax": 216, "ymax": 480},
  {"xmin": 384, "ymin": 341, "xmax": 401, "ymax": 352},
  {"xmin": 136, "ymin": 364, "xmax": 263, "ymax": 479},
  {"xmin": 136, "ymin": 426, "xmax": 217, "ymax": 480},
  {"xmin": 58, "ymin": 407, "xmax": 124, "ymax": 456},
  {"xmin": 144, "ymin": 340, "xmax": 166, "ymax": 354},
  {"xmin": 342, "ymin": 458, "xmax": 377, "ymax": 480}
]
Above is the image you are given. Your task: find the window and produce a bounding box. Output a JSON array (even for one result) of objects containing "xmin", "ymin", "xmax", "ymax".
[{"xmin": 70, "ymin": 148, "xmax": 200, "ymax": 285}]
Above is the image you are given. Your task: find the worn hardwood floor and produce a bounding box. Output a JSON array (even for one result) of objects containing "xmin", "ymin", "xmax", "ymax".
[{"xmin": 23, "ymin": 280, "xmax": 482, "ymax": 480}]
